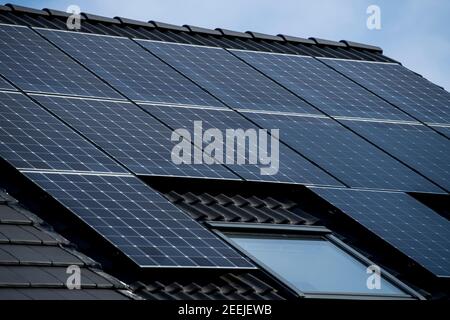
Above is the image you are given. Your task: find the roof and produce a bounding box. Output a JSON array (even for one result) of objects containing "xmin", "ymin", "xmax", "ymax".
[
  {"xmin": 0, "ymin": 3, "xmax": 449, "ymax": 301},
  {"xmin": 0, "ymin": 189, "xmax": 134, "ymax": 300}
]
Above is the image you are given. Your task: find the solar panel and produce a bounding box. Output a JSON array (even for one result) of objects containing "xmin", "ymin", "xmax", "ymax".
[
  {"xmin": 342, "ymin": 120, "xmax": 450, "ymax": 192},
  {"xmin": 140, "ymin": 104, "xmax": 343, "ymax": 186},
  {"xmin": 320, "ymin": 59, "xmax": 450, "ymax": 125},
  {"xmin": 241, "ymin": 111, "xmax": 444, "ymax": 193},
  {"xmin": 0, "ymin": 91, "xmax": 126, "ymax": 173},
  {"xmin": 431, "ymin": 125, "xmax": 450, "ymax": 139},
  {"xmin": 309, "ymin": 187, "xmax": 450, "ymax": 277},
  {"xmin": 137, "ymin": 40, "xmax": 322, "ymax": 114},
  {"xmin": 37, "ymin": 29, "xmax": 224, "ymax": 108},
  {"xmin": 0, "ymin": 76, "xmax": 15, "ymax": 91},
  {"xmin": 32, "ymin": 94, "xmax": 240, "ymax": 180},
  {"xmin": 233, "ymin": 50, "xmax": 413, "ymax": 121},
  {"xmin": 23, "ymin": 171, "xmax": 254, "ymax": 268},
  {"xmin": 0, "ymin": 25, "xmax": 122, "ymax": 99}
]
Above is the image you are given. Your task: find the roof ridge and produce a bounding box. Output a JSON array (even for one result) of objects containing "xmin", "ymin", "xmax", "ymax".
[{"xmin": 1, "ymin": 3, "xmax": 383, "ymax": 54}]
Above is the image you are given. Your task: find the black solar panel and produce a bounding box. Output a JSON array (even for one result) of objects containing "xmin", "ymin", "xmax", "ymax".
[
  {"xmin": 342, "ymin": 120, "xmax": 450, "ymax": 192},
  {"xmin": 32, "ymin": 94, "xmax": 240, "ymax": 180},
  {"xmin": 233, "ymin": 50, "xmax": 413, "ymax": 121},
  {"xmin": 37, "ymin": 29, "xmax": 224, "ymax": 108},
  {"xmin": 140, "ymin": 104, "xmax": 342, "ymax": 186},
  {"xmin": 242, "ymin": 111, "xmax": 444, "ymax": 193},
  {"xmin": 321, "ymin": 59, "xmax": 450, "ymax": 125},
  {"xmin": 309, "ymin": 187, "xmax": 450, "ymax": 277},
  {"xmin": 0, "ymin": 76, "xmax": 15, "ymax": 91},
  {"xmin": 0, "ymin": 25, "xmax": 122, "ymax": 99},
  {"xmin": 137, "ymin": 40, "xmax": 321, "ymax": 114},
  {"xmin": 431, "ymin": 125, "xmax": 450, "ymax": 139},
  {"xmin": 23, "ymin": 171, "xmax": 254, "ymax": 268},
  {"xmin": 0, "ymin": 91, "xmax": 126, "ymax": 173}
]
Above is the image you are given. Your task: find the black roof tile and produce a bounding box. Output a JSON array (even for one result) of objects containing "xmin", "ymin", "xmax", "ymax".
[
  {"xmin": 5, "ymin": 3, "xmax": 48, "ymax": 15},
  {"xmin": 0, "ymin": 206, "xmax": 33, "ymax": 224},
  {"xmin": 0, "ymin": 225, "xmax": 44, "ymax": 244}
]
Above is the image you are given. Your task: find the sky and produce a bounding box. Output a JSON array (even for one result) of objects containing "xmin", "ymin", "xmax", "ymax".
[{"xmin": 8, "ymin": 0, "xmax": 450, "ymax": 90}]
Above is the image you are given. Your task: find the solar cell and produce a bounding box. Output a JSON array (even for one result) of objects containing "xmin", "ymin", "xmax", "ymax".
[
  {"xmin": 320, "ymin": 59, "xmax": 450, "ymax": 125},
  {"xmin": 342, "ymin": 120, "xmax": 450, "ymax": 192},
  {"xmin": 241, "ymin": 111, "xmax": 444, "ymax": 193},
  {"xmin": 431, "ymin": 125, "xmax": 450, "ymax": 139},
  {"xmin": 0, "ymin": 91, "xmax": 126, "ymax": 173},
  {"xmin": 0, "ymin": 76, "xmax": 15, "ymax": 91},
  {"xmin": 137, "ymin": 40, "xmax": 321, "ymax": 114},
  {"xmin": 140, "ymin": 104, "xmax": 343, "ymax": 186},
  {"xmin": 0, "ymin": 25, "xmax": 122, "ymax": 99},
  {"xmin": 23, "ymin": 171, "xmax": 254, "ymax": 268},
  {"xmin": 32, "ymin": 94, "xmax": 240, "ymax": 180},
  {"xmin": 309, "ymin": 187, "xmax": 450, "ymax": 277},
  {"xmin": 37, "ymin": 29, "xmax": 224, "ymax": 108},
  {"xmin": 232, "ymin": 50, "xmax": 413, "ymax": 121}
]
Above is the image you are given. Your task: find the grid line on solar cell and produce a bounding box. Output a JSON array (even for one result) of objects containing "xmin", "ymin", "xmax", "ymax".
[
  {"xmin": 232, "ymin": 50, "xmax": 414, "ymax": 121},
  {"xmin": 309, "ymin": 187, "xmax": 450, "ymax": 277},
  {"xmin": 137, "ymin": 40, "xmax": 322, "ymax": 114},
  {"xmin": 139, "ymin": 104, "xmax": 343, "ymax": 186},
  {"xmin": 342, "ymin": 120, "xmax": 450, "ymax": 192},
  {"xmin": 23, "ymin": 171, "xmax": 254, "ymax": 268},
  {"xmin": 32, "ymin": 94, "xmax": 240, "ymax": 180},
  {"xmin": 431, "ymin": 126, "xmax": 450, "ymax": 140},
  {"xmin": 36, "ymin": 29, "xmax": 224, "ymax": 108},
  {"xmin": 241, "ymin": 111, "xmax": 444, "ymax": 193},
  {"xmin": 0, "ymin": 91, "xmax": 126, "ymax": 173},
  {"xmin": 0, "ymin": 25, "xmax": 122, "ymax": 99},
  {"xmin": 320, "ymin": 59, "xmax": 450, "ymax": 125},
  {"xmin": 0, "ymin": 76, "xmax": 15, "ymax": 91}
]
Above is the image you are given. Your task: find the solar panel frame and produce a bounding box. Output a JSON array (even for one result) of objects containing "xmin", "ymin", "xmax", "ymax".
[
  {"xmin": 342, "ymin": 119, "xmax": 450, "ymax": 192},
  {"xmin": 23, "ymin": 171, "xmax": 255, "ymax": 269},
  {"xmin": 320, "ymin": 58, "xmax": 450, "ymax": 125},
  {"xmin": 0, "ymin": 91, "xmax": 127, "ymax": 174},
  {"xmin": 36, "ymin": 29, "xmax": 225, "ymax": 108},
  {"xmin": 309, "ymin": 187, "xmax": 450, "ymax": 277},
  {"xmin": 140, "ymin": 104, "xmax": 343, "ymax": 187},
  {"xmin": 0, "ymin": 24, "xmax": 122, "ymax": 99},
  {"xmin": 32, "ymin": 94, "xmax": 241, "ymax": 180},
  {"xmin": 137, "ymin": 40, "xmax": 322, "ymax": 115},
  {"xmin": 241, "ymin": 111, "xmax": 445, "ymax": 193},
  {"xmin": 232, "ymin": 50, "xmax": 413, "ymax": 121},
  {"xmin": 431, "ymin": 125, "xmax": 450, "ymax": 140}
]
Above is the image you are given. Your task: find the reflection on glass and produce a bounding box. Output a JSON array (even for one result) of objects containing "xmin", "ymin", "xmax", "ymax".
[{"xmin": 230, "ymin": 235, "xmax": 408, "ymax": 296}]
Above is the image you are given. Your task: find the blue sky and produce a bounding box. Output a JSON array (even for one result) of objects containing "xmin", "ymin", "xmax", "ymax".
[{"xmin": 9, "ymin": 0, "xmax": 450, "ymax": 90}]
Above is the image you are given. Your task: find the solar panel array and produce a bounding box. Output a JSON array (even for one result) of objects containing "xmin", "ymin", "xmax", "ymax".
[
  {"xmin": 0, "ymin": 23, "xmax": 448, "ymax": 274},
  {"xmin": 233, "ymin": 50, "xmax": 412, "ymax": 121},
  {"xmin": 342, "ymin": 120, "xmax": 450, "ymax": 192},
  {"xmin": 241, "ymin": 111, "xmax": 443, "ymax": 193},
  {"xmin": 309, "ymin": 187, "xmax": 450, "ymax": 277},
  {"xmin": 141, "ymin": 104, "xmax": 342, "ymax": 186},
  {"xmin": 32, "ymin": 94, "xmax": 239, "ymax": 180},
  {"xmin": 137, "ymin": 40, "xmax": 321, "ymax": 114},
  {"xmin": 0, "ymin": 25, "xmax": 122, "ymax": 99},
  {"xmin": 0, "ymin": 91, "xmax": 126, "ymax": 173},
  {"xmin": 37, "ymin": 29, "xmax": 224, "ymax": 108},
  {"xmin": 321, "ymin": 59, "xmax": 450, "ymax": 125},
  {"xmin": 24, "ymin": 171, "xmax": 254, "ymax": 268}
]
